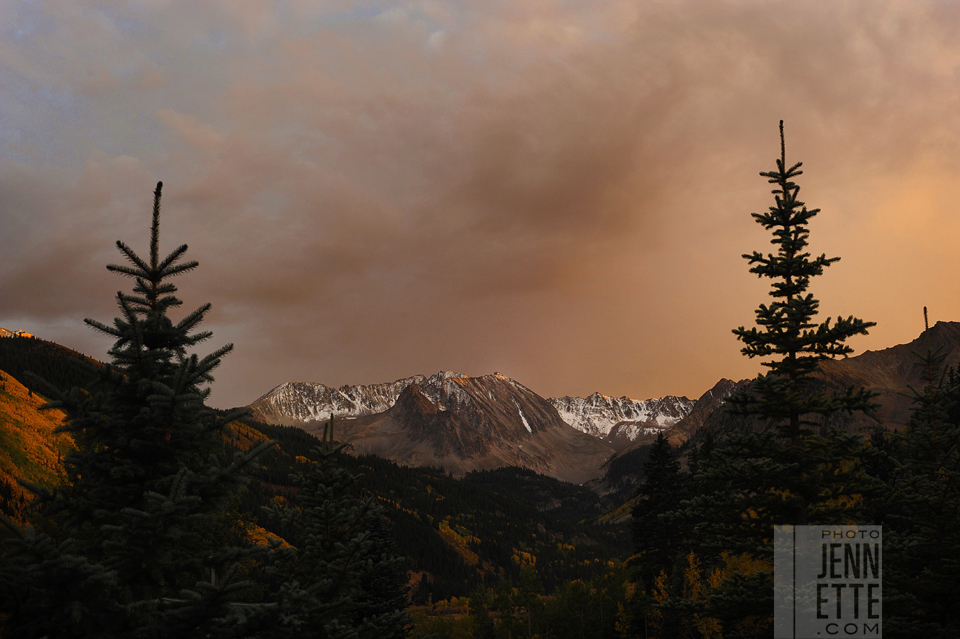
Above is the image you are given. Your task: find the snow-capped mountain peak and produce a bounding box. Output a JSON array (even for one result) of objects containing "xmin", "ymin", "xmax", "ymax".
[{"xmin": 547, "ymin": 393, "xmax": 695, "ymax": 442}]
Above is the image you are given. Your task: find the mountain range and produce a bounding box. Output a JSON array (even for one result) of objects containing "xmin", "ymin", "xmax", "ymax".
[
  {"xmin": 252, "ymin": 371, "xmax": 620, "ymax": 484},
  {"xmin": 7, "ymin": 321, "xmax": 960, "ymax": 487},
  {"xmin": 249, "ymin": 321, "xmax": 960, "ymax": 484},
  {"xmin": 548, "ymin": 393, "xmax": 695, "ymax": 447},
  {"xmin": 0, "ymin": 341, "xmax": 629, "ymax": 600},
  {"xmin": 249, "ymin": 371, "xmax": 694, "ymax": 444}
]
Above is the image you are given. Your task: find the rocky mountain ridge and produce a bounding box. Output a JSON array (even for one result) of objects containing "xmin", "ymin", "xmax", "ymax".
[
  {"xmin": 290, "ymin": 372, "xmax": 616, "ymax": 484},
  {"xmin": 249, "ymin": 373, "xmax": 430, "ymax": 424},
  {"xmin": 249, "ymin": 371, "xmax": 692, "ymax": 446},
  {"xmin": 548, "ymin": 393, "xmax": 695, "ymax": 447},
  {"xmin": 247, "ymin": 321, "xmax": 960, "ymax": 484},
  {"xmin": 669, "ymin": 321, "xmax": 960, "ymax": 447}
]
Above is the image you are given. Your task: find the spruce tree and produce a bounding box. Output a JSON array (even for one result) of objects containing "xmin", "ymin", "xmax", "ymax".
[
  {"xmin": 716, "ymin": 120, "xmax": 878, "ymax": 527},
  {"xmin": 728, "ymin": 120, "xmax": 877, "ymax": 441},
  {"xmin": 1, "ymin": 182, "xmax": 273, "ymax": 637},
  {"xmin": 672, "ymin": 123, "xmax": 880, "ymax": 635},
  {"xmin": 0, "ymin": 517, "xmax": 119, "ymax": 638},
  {"xmin": 630, "ymin": 432, "xmax": 687, "ymax": 585},
  {"xmin": 261, "ymin": 418, "xmax": 410, "ymax": 639}
]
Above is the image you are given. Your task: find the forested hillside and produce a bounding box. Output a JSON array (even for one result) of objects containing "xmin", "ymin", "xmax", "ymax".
[
  {"xmin": 228, "ymin": 419, "xmax": 631, "ymax": 601},
  {"xmin": 0, "ymin": 335, "xmax": 101, "ymax": 397}
]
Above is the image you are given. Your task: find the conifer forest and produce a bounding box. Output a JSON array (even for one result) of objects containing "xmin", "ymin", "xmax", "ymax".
[{"xmin": 2, "ymin": 125, "xmax": 959, "ymax": 639}]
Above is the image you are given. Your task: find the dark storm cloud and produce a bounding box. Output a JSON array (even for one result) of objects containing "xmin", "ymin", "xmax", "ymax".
[{"xmin": 4, "ymin": 1, "xmax": 960, "ymax": 407}]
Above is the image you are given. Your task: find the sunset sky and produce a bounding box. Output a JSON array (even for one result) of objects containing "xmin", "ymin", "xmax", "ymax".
[{"xmin": 3, "ymin": 1, "xmax": 960, "ymax": 409}]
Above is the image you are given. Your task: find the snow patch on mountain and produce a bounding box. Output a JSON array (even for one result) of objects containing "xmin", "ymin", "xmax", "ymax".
[
  {"xmin": 419, "ymin": 371, "xmax": 473, "ymax": 412},
  {"xmin": 514, "ymin": 399, "xmax": 533, "ymax": 433}
]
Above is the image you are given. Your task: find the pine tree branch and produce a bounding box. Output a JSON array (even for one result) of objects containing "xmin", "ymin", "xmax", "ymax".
[
  {"xmin": 110, "ymin": 240, "xmax": 151, "ymax": 275},
  {"xmin": 161, "ymin": 261, "xmax": 200, "ymax": 278},
  {"xmin": 157, "ymin": 244, "xmax": 190, "ymax": 273},
  {"xmin": 174, "ymin": 304, "xmax": 211, "ymax": 335}
]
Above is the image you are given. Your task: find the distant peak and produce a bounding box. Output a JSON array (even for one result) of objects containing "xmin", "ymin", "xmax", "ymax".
[
  {"xmin": 429, "ymin": 370, "xmax": 467, "ymax": 381},
  {"xmin": 0, "ymin": 328, "xmax": 35, "ymax": 339}
]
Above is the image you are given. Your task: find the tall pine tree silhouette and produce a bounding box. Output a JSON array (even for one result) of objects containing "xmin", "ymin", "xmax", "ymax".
[
  {"xmin": 674, "ymin": 123, "xmax": 880, "ymax": 636},
  {"xmin": 1, "ymin": 182, "xmax": 273, "ymax": 637},
  {"xmin": 728, "ymin": 120, "xmax": 877, "ymax": 441}
]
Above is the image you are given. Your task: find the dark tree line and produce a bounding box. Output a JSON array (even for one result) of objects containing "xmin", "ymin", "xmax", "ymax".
[{"xmin": 0, "ymin": 336, "xmax": 101, "ymax": 398}]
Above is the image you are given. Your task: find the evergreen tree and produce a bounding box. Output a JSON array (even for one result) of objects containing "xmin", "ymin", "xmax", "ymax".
[
  {"xmin": 1, "ymin": 182, "xmax": 273, "ymax": 637},
  {"xmin": 356, "ymin": 515, "xmax": 412, "ymax": 630},
  {"xmin": 728, "ymin": 120, "xmax": 877, "ymax": 441},
  {"xmin": 672, "ymin": 123, "xmax": 879, "ymax": 636},
  {"xmin": 262, "ymin": 418, "xmax": 410, "ymax": 639},
  {"xmin": 630, "ymin": 432, "xmax": 686, "ymax": 584},
  {"xmin": 0, "ymin": 519, "xmax": 120, "ymax": 638}
]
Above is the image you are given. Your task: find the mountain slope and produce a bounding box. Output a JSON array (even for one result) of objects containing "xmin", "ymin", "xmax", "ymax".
[
  {"xmin": 815, "ymin": 320, "xmax": 960, "ymax": 430},
  {"xmin": 238, "ymin": 422, "xmax": 630, "ymax": 600},
  {"xmin": 298, "ymin": 373, "xmax": 616, "ymax": 484},
  {"xmin": 672, "ymin": 321, "xmax": 960, "ymax": 446},
  {"xmin": 0, "ymin": 369, "xmax": 74, "ymax": 524},
  {"xmin": 0, "ymin": 334, "xmax": 102, "ymax": 398}
]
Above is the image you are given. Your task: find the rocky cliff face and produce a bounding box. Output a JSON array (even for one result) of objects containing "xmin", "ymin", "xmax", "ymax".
[{"xmin": 665, "ymin": 378, "xmax": 752, "ymax": 444}]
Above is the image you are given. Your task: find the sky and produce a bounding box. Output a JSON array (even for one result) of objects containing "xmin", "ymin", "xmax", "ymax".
[{"xmin": 3, "ymin": 1, "xmax": 960, "ymax": 409}]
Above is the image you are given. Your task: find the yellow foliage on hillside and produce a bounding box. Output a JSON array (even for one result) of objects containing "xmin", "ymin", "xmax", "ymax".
[
  {"xmin": 437, "ymin": 519, "xmax": 481, "ymax": 566},
  {"xmin": 247, "ymin": 523, "xmax": 292, "ymax": 548},
  {"xmin": 511, "ymin": 549, "xmax": 536, "ymax": 568},
  {"xmin": 0, "ymin": 378, "xmax": 293, "ymax": 555},
  {"xmin": 0, "ymin": 369, "xmax": 74, "ymax": 524},
  {"xmin": 682, "ymin": 551, "xmax": 723, "ymax": 639},
  {"xmin": 222, "ymin": 420, "xmax": 271, "ymax": 450}
]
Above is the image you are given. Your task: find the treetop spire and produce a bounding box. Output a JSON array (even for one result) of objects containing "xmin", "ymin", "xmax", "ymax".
[{"xmin": 151, "ymin": 180, "xmax": 162, "ymax": 270}]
